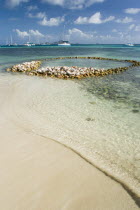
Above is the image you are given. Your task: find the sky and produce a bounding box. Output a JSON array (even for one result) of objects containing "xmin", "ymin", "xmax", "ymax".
[{"xmin": 0, "ymin": 0, "xmax": 140, "ymax": 44}]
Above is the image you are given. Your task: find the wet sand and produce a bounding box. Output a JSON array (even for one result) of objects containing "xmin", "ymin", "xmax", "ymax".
[
  {"xmin": 0, "ymin": 123, "xmax": 139, "ymax": 210},
  {"xmin": 0, "ymin": 105, "xmax": 139, "ymax": 209},
  {"xmin": 0, "ymin": 74, "xmax": 139, "ymax": 210}
]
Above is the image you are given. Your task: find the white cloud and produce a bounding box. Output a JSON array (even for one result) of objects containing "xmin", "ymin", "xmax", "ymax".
[
  {"xmin": 78, "ymin": 27, "xmax": 140, "ymax": 43},
  {"xmin": 128, "ymin": 24, "xmax": 140, "ymax": 32},
  {"xmin": 135, "ymin": 25, "xmax": 140, "ymax": 31},
  {"xmin": 15, "ymin": 29, "xmax": 29, "ymax": 38},
  {"xmin": 42, "ymin": 0, "xmax": 64, "ymax": 6},
  {"xmin": 42, "ymin": 0, "xmax": 104, "ymax": 9},
  {"xmin": 68, "ymin": 28, "xmax": 93, "ymax": 39},
  {"xmin": 124, "ymin": 8, "xmax": 140, "ymax": 15},
  {"xmin": 74, "ymin": 12, "xmax": 115, "ymax": 24},
  {"xmin": 128, "ymin": 24, "xmax": 135, "ymax": 30},
  {"xmin": 6, "ymin": 0, "xmax": 29, "ymax": 8},
  {"xmin": 65, "ymin": 27, "xmax": 140, "ymax": 44},
  {"xmin": 38, "ymin": 16, "xmax": 64, "ymax": 26},
  {"xmin": 67, "ymin": 28, "xmax": 96, "ymax": 43},
  {"xmin": 116, "ymin": 17, "xmax": 133, "ymax": 24},
  {"xmin": 67, "ymin": 28, "xmax": 120, "ymax": 44},
  {"xmin": 28, "ymin": 11, "xmax": 64, "ymax": 27},
  {"xmin": 29, "ymin": 30, "xmax": 44, "ymax": 37},
  {"xmin": 15, "ymin": 29, "xmax": 44, "ymax": 38},
  {"xmin": 36, "ymin": 12, "xmax": 46, "ymax": 19},
  {"xmin": 118, "ymin": 32, "xmax": 124, "ymax": 38},
  {"xmin": 99, "ymin": 34, "xmax": 114, "ymax": 40},
  {"xmin": 28, "ymin": 12, "xmax": 46, "ymax": 19},
  {"xmin": 27, "ymin": 5, "xmax": 38, "ymax": 11}
]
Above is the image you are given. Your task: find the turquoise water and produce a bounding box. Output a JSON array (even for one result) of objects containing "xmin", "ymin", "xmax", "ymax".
[
  {"xmin": 42, "ymin": 58, "xmax": 130, "ymax": 69},
  {"xmin": 0, "ymin": 45, "xmax": 140, "ymax": 196},
  {"xmin": 1, "ymin": 46, "xmax": 139, "ymax": 109}
]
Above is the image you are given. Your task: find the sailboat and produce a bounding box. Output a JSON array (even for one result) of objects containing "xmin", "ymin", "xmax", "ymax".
[
  {"xmin": 23, "ymin": 35, "xmax": 35, "ymax": 47},
  {"xmin": 8, "ymin": 35, "xmax": 17, "ymax": 47},
  {"xmin": 58, "ymin": 25, "xmax": 71, "ymax": 46}
]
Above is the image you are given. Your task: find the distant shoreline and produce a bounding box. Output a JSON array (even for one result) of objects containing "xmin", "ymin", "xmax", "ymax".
[{"xmin": 1, "ymin": 43, "xmax": 140, "ymax": 48}]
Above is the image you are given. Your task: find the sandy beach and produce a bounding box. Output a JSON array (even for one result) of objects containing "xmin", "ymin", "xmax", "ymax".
[
  {"xmin": 1, "ymin": 0, "xmax": 140, "ymax": 205},
  {"xmin": 0, "ymin": 75, "xmax": 139, "ymax": 210},
  {"xmin": 0, "ymin": 119, "xmax": 139, "ymax": 210}
]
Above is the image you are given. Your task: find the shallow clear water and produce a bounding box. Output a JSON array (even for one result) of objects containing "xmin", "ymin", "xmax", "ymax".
[
  {"xmin": 42, "ymin": 58, "xmax": 130, "ymax": 69},
  {"xmin": 0, "ymin": 45, "xmax": 140, "ymax": 196}
]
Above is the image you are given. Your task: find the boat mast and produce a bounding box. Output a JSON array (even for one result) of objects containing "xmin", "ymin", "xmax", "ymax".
[
  {"xmin": 63, "ymin": 25, "xmax": 65, "ymax": 40},
  {"xmin": 10, "ymin": 35, "xmax": 13, "ymax": 45},
  {"xmin": 28, "ymin": 34, "xmax": 31, "ymax": 43},
  {"xmin": 6, "ymin": 38, "xmax": 8, "ymax": 45}
]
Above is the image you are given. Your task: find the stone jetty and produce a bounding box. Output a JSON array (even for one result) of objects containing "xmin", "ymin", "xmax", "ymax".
[{"xmin": 6, "ymin": 57, "xmax": 140, "ymax": 79}]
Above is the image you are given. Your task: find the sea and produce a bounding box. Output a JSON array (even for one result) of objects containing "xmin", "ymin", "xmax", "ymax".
[{"xmin": 0, "ymin": 44, "xmax": 140, "ymax": 197}]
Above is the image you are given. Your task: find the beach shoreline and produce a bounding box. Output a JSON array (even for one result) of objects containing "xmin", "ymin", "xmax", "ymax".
[
  {"xmin": 0, "ymin": 73, "xmax": 139, "ymax": 209},
  {"xmin": 0, "ymin": 120, "xmax": 139, "ymax": 210}
]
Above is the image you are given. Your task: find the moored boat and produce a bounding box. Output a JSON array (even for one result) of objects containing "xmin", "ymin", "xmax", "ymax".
[
  {"xmin": 23, "ymin": 42, "xmax": 35, "ymax": 47},
  {"xmin": 58, "ymin": 41, "xmax": 71, "ymax": 46},
  {"xmin": 125, "ymin": 43, "xmax": 134, "ymax": 47}
]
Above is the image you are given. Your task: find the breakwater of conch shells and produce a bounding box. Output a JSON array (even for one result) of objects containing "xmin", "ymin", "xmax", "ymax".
[{"xmin": 6, "ymin": 57, "xmax": 140, "ymax": 79}]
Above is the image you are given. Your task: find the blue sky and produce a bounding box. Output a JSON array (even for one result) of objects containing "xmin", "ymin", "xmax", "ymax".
[{"xmin": 0, "ymin": 0, "xmax": 140, "ymax": 44}]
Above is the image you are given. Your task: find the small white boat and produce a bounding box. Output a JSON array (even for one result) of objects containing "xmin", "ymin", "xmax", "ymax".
[
  {"xmin": 24, "ymin": 42, "xmax": 35, "ymax": 47},
  {"xmin": 58, "ymin": 41, "xmax": 71, "ymax": 46},
  {"xmin": 125, "ymin": 43, "xmax": 134, "ymax": 47}
]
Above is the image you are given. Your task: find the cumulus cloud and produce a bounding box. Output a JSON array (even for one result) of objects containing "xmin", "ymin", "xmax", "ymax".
[
  {"xmin": 38, "ymin": 16, "xmax": 64, "ymax": 26},
  {"xmin": 134, "ymin": 25, "xmax": 140, "ymax": 32},
  {"xmin": 42, "ymin": 0, "xmax": 104, "ymax": 9},
  {"xmin": 74, "ymin": 12, "xmax": 115, "ymax": 24},
  {"xmin": 124, "ymin": 8, "xmax": 140, "ymax": 15},
  {"xmin": 128, "ymin": 24, "xmax": 135, "ymax": 30},
  {"xmin": 128, "ymin": 24, "xmax": 140, "ymax": 32},
  {"xmin": 42, "ymin": 0, "xmax": 64, "ymax": 6},
  {"xmin": 67, "ymin": 28, "xmax": 96, "ymax": 43},
  {"xmin": 68, "ymin": 28, "xmax": 94, "ymax": 39},
  {"xmin": 67, "ymin": 28, "xmax": 119, "ymax": 43},
  {"xmin": 15, "ymin": 29, "xmax": 44, "ymax": 38},
  {"xmin": 28, "ymin": 11, "xmax": 64, "ymax": 26},
  {"xmin": 66, "ymin": 27, "xmax": 140, "ymax": 44},
  {"xmin": 28, "ymin": 12, "xmax": 46, "ymax": 19},
  {"xmin": 6, "ymin": 0, "xmax": 29, "ymax": 8},
  {"xmin": 99, "ymin": 34, "xmax": 114, "ymax": 40},
  {"xmin": 29, "ymin": 30, "xmax": 44, "ymax": 37},
  {"xmin": 116, "ymin": 17, "xmax": 133, "ymax": 24},
  {"xmin": 15, "ymin": 29, "xmax": 29, "ymax": 38}
]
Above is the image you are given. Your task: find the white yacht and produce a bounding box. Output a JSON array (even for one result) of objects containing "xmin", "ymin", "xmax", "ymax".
[
  {"xmin": 58, "ymin": 41, "xmax": 71, "ymax": 46},
  {"xmin": 125, "ymin": 43, "xmax": 134, "ymax": 47},
  {"xmin": 24, "ymin": 42, "xmax": 35, "ymax": 47}
]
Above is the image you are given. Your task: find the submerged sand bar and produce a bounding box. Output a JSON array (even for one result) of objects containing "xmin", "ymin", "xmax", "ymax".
[{"xmin": 6, "ymin": 56, "xmax": 140, "ymax": 79}]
